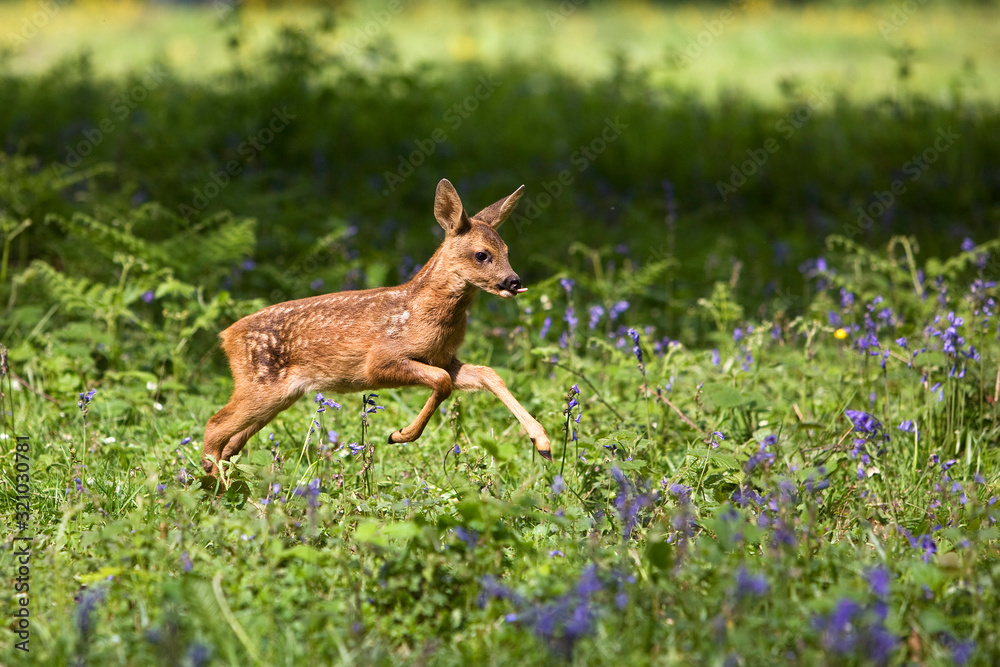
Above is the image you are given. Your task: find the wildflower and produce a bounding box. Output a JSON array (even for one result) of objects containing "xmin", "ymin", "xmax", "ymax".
[
  {"xmin": 711, "ymin": 349, "xmax": 720, "ymax": 366},
  {"xmin": 744, "ymin": 436, "xmax": 776, "ymax": 474},
  {"xmin": 453, "ymin": 443, "xmax": 461, "ymax": 454},
  {"xmin": 181, "ymin": 552, "xmax": 193, "ymax": 573},
  {"xmin": 944, "ymin": 635, "xmax": 976, "ymax": 666},
  {"xmin": 669, "ymin": 483, "xmax": 691, "ymax": 504},
  {"xmin": 733, "ymin": 327, "xmax": 743, "ymax": 342},
  {"xmin": 961, "ymin": 237, "xmax": 975, "ymax": 252},
  {"xmin": 347, "ymin": 442, "xmax": 364, "ymax": 455},
  {"xmin": 865, "ymin": 565, "xmax": 891, "ymax": 598},
  {"xmin": 551, "ymin": 475, "xmax": 566, "ymax": 496},
  {"xmin": 564, "ymin": 305, "xmax": 578, "ymax": 331},
  {"xmin": 314, "ymin": 392, "xmax": 342, "ymax": 412},
  {"xmin": 142, "ymin": 290, "xmax": 155, "ymax": 303},
  {"xmin": 186, "ymin": 643, "xmax": 212, "ymax": 667},
  {"xmin": 78, "ymin": 388, "xmax": 97, "ymax": 413},
  {"xmin": 549, "ymin": 550, "xmax": 564, "ymax": 558},
  {"xmin": 362, "ymin": 393, "xmax": 383, "ymax": 414},
  {"xmin": 242, "ymin": 258, "xmax": 256, "ymax": 271},
  {"xmin": 539, "ymin": 316, "xmax": 552, "ymax": 339},
  {"xmin": 608, "ymin": 300, "xmax": 629, "ymax": 321},
  {"xmin": 709, "ymin": 431, "xmax": 726, "ymax": 449},
  {"xmin": 804, "ymin": 469, "xmax": 829, "ymax": 493},
  {"xmin": 897, "ymin": 420, "xmax": 916, "ymax": 433},
  {"xmin": 310, "ymin": 278, "xmax": 324, "ymax": 290},
  {"xmin": 845, "ymin": 410, "xmax": 881, "ymax": 435},
  {"xmin": 480, "ymin": 566, "xmax": 603, "ymax": 658},
  {"xmin": 834, "ymin": 328, "xmax": 848, "ymax": 340},
  {"xmin": 74, "ymin": 586, "xmax": 106, "ymax": 637},
  {"xmin": 560, "ymin": 277, "xmax": 574, "ymax": 294},
  {"xmin": 454, "ymin": 526, "xmax": 478, "ymax": 550},
  {"xmin": 626, "ymin": 328, "xmax": 644, "ymax": 373},
  {"xmin": 588, "ymin": 305, "xmax": 604, "ymax": 329},
  {"xmin": 732, "ymin": 567, "xmax": 769, "ymax": 601}
]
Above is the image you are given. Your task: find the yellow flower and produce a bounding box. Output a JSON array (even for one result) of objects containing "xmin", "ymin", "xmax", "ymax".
[{"xmin": 834, "ymin": 328, "xmax": 848, "ymax": 340}]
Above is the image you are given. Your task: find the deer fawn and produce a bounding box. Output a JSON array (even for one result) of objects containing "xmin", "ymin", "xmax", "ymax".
[{"xmin": 202, "ymin": 179, "xmax": 552, "ymax": 477}]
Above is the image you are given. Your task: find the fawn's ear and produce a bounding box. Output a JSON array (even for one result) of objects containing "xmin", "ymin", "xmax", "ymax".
[
  {"xmin": 472, "ymin": 185, "xmax": 525, "ymax": 230},
  {"xmin": 434, "ymin": 179, "xmax": 472, "ymax": 235}
]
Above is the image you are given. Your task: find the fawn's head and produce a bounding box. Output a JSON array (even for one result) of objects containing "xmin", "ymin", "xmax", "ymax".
[{"xmin": 433, "ymin": 179, "xmax": 527, "ymax": 299}]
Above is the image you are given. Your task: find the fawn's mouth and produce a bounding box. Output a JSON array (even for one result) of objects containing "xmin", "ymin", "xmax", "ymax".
[{"xmin": 498, "ymin": 287, "xmax": 528, "ymax": 299}]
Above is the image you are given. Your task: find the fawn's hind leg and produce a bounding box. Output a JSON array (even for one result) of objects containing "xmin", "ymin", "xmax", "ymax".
[{"xmin": 203, "ymin": 384, "xmax": 303, "ymax": 476}]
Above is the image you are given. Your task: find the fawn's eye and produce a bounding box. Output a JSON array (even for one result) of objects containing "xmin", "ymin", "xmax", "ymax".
[{"xmin": 475, "ymin": 251, "xmax": 489, "ymax": 262}]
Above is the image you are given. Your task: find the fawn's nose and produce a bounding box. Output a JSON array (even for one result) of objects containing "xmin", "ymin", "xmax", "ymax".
[{"xmin": 503, "ymin": 275, "xmax": 523, "ymax": 293}]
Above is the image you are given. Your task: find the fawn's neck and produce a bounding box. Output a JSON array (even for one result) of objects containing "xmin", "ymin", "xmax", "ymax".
[{"xmin": 405, "ymin": 246, "xmax": 477, "ymax": 323}]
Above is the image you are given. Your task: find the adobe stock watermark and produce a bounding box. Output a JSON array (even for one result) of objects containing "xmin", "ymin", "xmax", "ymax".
[
  {"xmin": 546, "ymin": 0, "xmax": 585, "ymax": 29},
  {"xmin": 213, "ymin": 0, "xmax": 242, "ymax": 19},
  {"xmin": 877, "ymin": 0, "xmax": 930, "ymax": 38},
  {"xmin": 5, "ymin": 0, "xmax": 69, "ymax": 49},
  {"xmin": 178, "ymin": 107, "xmax": 295, "ymax": 221},
  {"xmin": 51, "ymin": 66, "xmax": 169, "ymax": 178},
  {"xmin": 340, "ymin": 0, "xmax": 408, "ymax": 61},
  {"xmin": 716, "ymin": 84, "xmax": 832, "ymax": 202},
  {"xmin": 844, "ymin": 127, "xmax": 960, "ymax": 239},
  {"xmin": 381, "ymin": 74, "xmax": 500, "ymax": 195},
  {"xmin": 509, "ymin": 117, "xmax": 628, "ymax": 233},
  {"xmin": 670, "ymin": 0, "xmax": 749, "ymax": 69}
]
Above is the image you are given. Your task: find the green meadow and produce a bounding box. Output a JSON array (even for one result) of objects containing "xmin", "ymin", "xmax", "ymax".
[{"xmin": 1, "ymin": 0, "xmax": 999, "ymax": 664}]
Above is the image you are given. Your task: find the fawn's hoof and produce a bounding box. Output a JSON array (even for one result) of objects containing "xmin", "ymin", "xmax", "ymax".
[{"xmin": 531, "ymin": 436, "xmax": 553, "ymax": 461}]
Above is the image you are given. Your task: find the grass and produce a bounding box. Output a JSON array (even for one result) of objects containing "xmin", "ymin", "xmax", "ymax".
[{"xmin": 1, "ymin": 1, "xmax": 1000, "ymax": 665}]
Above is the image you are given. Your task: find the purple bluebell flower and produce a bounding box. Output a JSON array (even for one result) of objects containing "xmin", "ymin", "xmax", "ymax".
[
  {"xmin": 564, "ymin": 306, "xmax": 578, "ymax": 331},
  {"xmin": 560, "ymin": 277, "xmax": 574, "ymax": 294},
  {"xmin": 78, "ymin": 388, "xmax": 97, "ymax": 413},
  {"xmin": 551, "ymin": 475, "xmax": 565, "ymax": 495},
  {"xmin": 608, "ymin": 300, "xmax": 629, "ymax": 321},
  {"xmin": 866, "ymin": 565, "xmax": 891, "ymax": 598},
  {"xmin": 846, "ymin": 409, "xmax": 881, "ymax": 434},
  {"xmin": 454, "ymin": 526, "xmax": 478, "ymax": 550},
  {"xmin": 362, "ymin": 393, "xmax": 383, "ymax": 415},
  {"xmin": 540, "ymin": 316, "xmax": 552, "ymax": 339},
  {"xmin": 669, "ymin": 483, "xmax": 691, "ymax": 504},
  {"xmin": 186, "ymin": 643, "xmax": 212, "ymax": 667},
  {"xmin": 142, "ymin": 290, "xmax": 155, "ymax": 303},
  {"xmin": 733, "ymin": 567, "xmax": 769, "ymax": 600},
  {"xmin": 314, "ymin": 392, "xmax": 342, "ymax": 412},
  {"xmin": 626, "ymin": 328, "xmax": 644, "ymax": 373},
  {"xmin": 74, "ymin": 586, "xmax": 106, "ymax": 637},
  {"xmin": 588, "ymin": 305, "xmax": 604, "ymax": 329}
]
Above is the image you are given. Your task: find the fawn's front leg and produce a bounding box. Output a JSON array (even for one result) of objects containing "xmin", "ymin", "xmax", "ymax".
[
  {"xmin": 379, "ymin": 359, "xmax": 453, "ymax": 444},
  {"xmin": 449, "ymin": 359, "xmax": 551, "ymax": 459}
]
